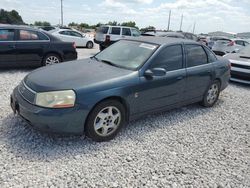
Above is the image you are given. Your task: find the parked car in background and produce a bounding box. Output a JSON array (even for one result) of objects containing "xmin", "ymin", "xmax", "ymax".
[
  {"xmin": 142, "ymin": 31, "xmax": 200, "ymax": 42},
  {"xmin": 11, "ymin": 37, "xmax": 230, "ymax": 142},
  {"xmin": 207, "ymin": 36, "xmax": 229, "ymax": 49},
  {"xmin": 37, "ymin": 26, "xmax": 56, "ymax": 31},
  {"xmin": 198, "ymin": 35, "xmax": 208, "ymax": 46},
  {"xmin": 52, "ymin": 29, "xmax": 94, "ymax": 48},
  {"xmin": 212, "ymin": 38, "xmax": 249, "ymax": 56},
  {"xmin": 94, "ymin": 25, "xmax": 141, "ymax": 50},
  {"xmin": 224, "ymin": 45, "xmax": 250, "ymax": 84},
  {"xmin": 0, "ymin": 25, "xmax": 77, "ymax": 68},
  {"xmin": 181, "ymin": 32, "xmax": 199, "ymax": 42},
  {"xmin": 142, "ymin": 31, "xmax": 185, "ymax": 38}
]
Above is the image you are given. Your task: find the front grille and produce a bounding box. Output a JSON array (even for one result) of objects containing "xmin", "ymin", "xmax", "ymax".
[
  {"xmin": 231, "ymin": 63, "xmax": 250, "ymax": 70},
  {"xmin": 18, "ymin": 81, "xmax": 36, "ymax": 104},
  {"xmin": 231, "ymin": 71, "xmax": 250, "ymax": 81}
]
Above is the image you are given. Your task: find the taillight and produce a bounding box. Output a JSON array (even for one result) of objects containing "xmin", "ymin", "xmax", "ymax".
[
  {"xmin": 228, "ymin": 41, "xmax": 235, "ymax": 46},
  {"xmin": 73, "ymin": 42, "xmax": 76, "ymax": 49},
  {"xmin": 105, "ymin": 35, "xmax": 110, "ymax": 43}
]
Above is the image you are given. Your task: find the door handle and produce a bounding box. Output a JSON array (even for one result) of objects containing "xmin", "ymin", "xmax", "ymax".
[{"xmin": 177, "ymin": 76, "xmax": 184, "ymax": 80}]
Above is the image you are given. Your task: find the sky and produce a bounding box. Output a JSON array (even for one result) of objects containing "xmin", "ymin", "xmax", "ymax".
[{"xmin": 1, "ymin": 0, "xmax": 250, "ymax": 34}]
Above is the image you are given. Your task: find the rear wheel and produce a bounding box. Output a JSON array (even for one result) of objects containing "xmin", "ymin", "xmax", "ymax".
[
  {"xmin": 43, "ymin": 54, "xmax": 61, "ymax": 66},
  {"xmin": 85, "ymin": 100, "xmax": 126, "ymax": 142},
  {"xmin": 86, "ymin": 41, "xmax": 94, "ymax": 49},
  {"xmin": 201, "ymin": 80, "xmax": 221, "ymax": 107}
]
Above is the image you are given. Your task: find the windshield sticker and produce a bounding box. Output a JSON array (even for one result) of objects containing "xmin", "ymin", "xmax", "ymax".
[{"xmin": 139, "ymin": 43, "xmax": 157, "ymax": 50}]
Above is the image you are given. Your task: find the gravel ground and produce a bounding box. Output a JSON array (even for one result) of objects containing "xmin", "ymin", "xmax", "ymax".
[{"xmin": 0, "ymin": 49, "xmax": 249, "ymax": 187}]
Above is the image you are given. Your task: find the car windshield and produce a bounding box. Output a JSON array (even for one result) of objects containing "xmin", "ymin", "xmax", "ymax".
[{"xmin": 95, "ymin": 40, "xmax": 158, "ymax": 70}]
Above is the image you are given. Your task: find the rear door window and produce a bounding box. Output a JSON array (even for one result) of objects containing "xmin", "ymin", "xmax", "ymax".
[
  {"xmin": 97, "ymin": 26, "xmax": 109, "ymax": 34},
  {"xmin": 0, "ymin": 29, "xmax": 15, "ymax": 41},
  {"xmin": 59, "ymin": 31, "xmax": 70, "ymax": 36},
  {"xmin": 204, "ymin": 47, "xmax": 217, "ymax": 63},
  {"xmin": 122, "ymin": 28, "xmax": 131, "ymax": 36},
  {"xmin": 185, "ymin": 44, "xmax": 208, "ymax": 67},
  {"xmin": 37, "ymin": 32, "xmax": 49, "ymax": 40},
  {"xmin": 19, "ymin": 30, "xmax": 39, "ymax": 40},
  {"xmin": 235, "ymin": 40, "xmax": 244, "ymax": 46},
  {"xmin": 69, "ymin": 31, "xmax": 83, "ymax": 37},
  {"xmin": 110, "ymin": 27, "xmax": 121, "ymax": 35}
]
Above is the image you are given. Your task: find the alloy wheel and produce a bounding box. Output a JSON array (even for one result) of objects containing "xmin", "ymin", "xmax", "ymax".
[
  {"xmin": 94, "ymin": 106, "xmax": 121, "ymax": 137},
  {"xmin": 206, "ymin": 83, "xmax": 219, "ymax": 104},
  {"xmin": 45, "ymin": 56, "xmax": 60, "ymax": 66}
]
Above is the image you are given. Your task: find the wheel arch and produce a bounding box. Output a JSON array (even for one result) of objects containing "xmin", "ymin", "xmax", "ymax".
[
  {"xmin": 42, "ymin": 51, "xmax": 63, "ymax": 65},
  {"xmin": 84, "ymin": 96, "xmax": 130, "ymax": 131}
]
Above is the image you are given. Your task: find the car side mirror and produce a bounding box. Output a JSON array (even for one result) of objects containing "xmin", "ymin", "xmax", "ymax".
[
  {"xmin": 232, "ymin": 48, "xmax": 240, "ymax": 53},
  {"xmin": 144, "ymin": 68, "xmax": 166, "ymax": 78},
  {"xmin": 144, "ymin": 69, "xmax": 154, "ymax": 78}
]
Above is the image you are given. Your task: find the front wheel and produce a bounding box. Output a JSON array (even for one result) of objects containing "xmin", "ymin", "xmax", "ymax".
[
  {"xmin": 86, "ymin": 41, "xmax": 94, "ymax": 49},
  {"xmin": 85, "ymin": 100, "xmax": 126, "ymax": 142},
  {"xmin": 201, "ymin": 80, "xmax": 221, "ymax": 107}
]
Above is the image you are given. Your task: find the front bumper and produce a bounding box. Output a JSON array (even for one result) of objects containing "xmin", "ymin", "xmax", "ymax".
[
  {"xmin": 11, "ymin": 87, "xmax": 88, "ymax": 134},
  {"xmin": 230, "ymin": 67, "xmax": 250, "ymax": 85},
  {"xmin": 64, "ymin": 51, "xmax": 78, "ymax": 62}
]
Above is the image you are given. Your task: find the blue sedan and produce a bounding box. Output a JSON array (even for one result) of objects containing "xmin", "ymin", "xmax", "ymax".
[{"xmin": 11, "ymin": 37, "xmax": 231, "ymax": 141}]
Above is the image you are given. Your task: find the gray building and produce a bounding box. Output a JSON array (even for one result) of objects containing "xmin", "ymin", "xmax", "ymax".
[{"xmin": 237, "ymin": 32, "xmax": 250, "ymax": 39}]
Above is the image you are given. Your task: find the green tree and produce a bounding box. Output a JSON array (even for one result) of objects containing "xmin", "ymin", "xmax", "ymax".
[
  {"xmin": 68, "ymin": 22, "xmax": 78, "ymax": 27},
  {"xmin": 106, "ymin": 21, "xmax": 118, "ymax": 26},
  {"xmin": 121, "ymin": 21, "xmax": 138, "ymax": 29},
  {"xmin": 79, "ymin": 23, "xmax": 90, "ymax": 28},
  {"xmin": 140, "ymin": 26, "xmax": 156, "ymax": 33},
  {"xmin": 0, "ymin": 9, "xmax": 24, "ymax": 24}
]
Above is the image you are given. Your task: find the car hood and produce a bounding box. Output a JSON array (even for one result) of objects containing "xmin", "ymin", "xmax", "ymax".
[
  {"xmin": 24, "ymin": 59, "xmax": 134, "ymax": 92},
  {"xmin": 224, "ymin": 53, "xmax": 250, "ymax": 65}
]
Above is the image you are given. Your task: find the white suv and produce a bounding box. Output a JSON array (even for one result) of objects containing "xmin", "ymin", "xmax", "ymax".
[{"xmin": 94, "ymin": 25, "xmax": 141, "ymax": 50}]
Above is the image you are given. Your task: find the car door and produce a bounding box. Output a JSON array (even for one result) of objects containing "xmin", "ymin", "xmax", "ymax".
[
  {"xmin": 184, "ymin": 44, "xmax": 214, "ymax": 101},
  {"xmin": 109, "ymin": 27, "xmax": 121, "ymax": 42},
  {"xmin": 15, "ymin": 29, "xmax": 48, "ymax": 66},
  {"xmin": 121, "ymin": 27, "xmax": 131, "ymax": 39},
  {"xmin": 0, "ymin": 28, "xmax": 17, "ymax": 67},
  {"xmin": 57, "ymin": 31, "xmax": 72, "ymax": 42},
  {"xmin": 68, "ymin": 31, "xmax": 86, "ymax": 46},
  {"xmin": 137, "ymin": 44, "xmax": 186, "ymax": 113}
]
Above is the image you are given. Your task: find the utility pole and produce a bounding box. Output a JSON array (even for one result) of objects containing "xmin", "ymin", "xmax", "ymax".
[
  {"xmin": 61, "ymin": 0, "xmax": 63, "ymax": 26},
  {"xmin": 167, "ymin": 10, "xmax": 171, "ymax": 31},
  {"xmin": 192, "ymin": 22, "xmax": 196, "ymax": 34},
  {"xmin": 179, "ymin": 14, "xmax": 183, "ymax": 31}
]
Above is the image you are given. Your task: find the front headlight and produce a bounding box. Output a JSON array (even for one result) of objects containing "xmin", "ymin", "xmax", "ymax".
[{"xmin": 35, "ymin": 90, "xmax": 76, "ymax": 108}]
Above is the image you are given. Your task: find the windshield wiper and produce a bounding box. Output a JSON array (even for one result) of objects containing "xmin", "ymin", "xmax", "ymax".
[
  {"xmin": 100, "ymin": 59, "xmax": 120, "ymax": 68},
  {"xmin": 91, "ymin": 56, "xmax": 100, "ymax": 61}
]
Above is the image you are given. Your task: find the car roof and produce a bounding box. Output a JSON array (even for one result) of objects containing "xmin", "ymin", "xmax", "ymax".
[
  {"xmin": 124, "ymin": 36, "xmax": 198, "ymax": 45},
  {"xmin": 0, "ymin": 24, "xmax": 60, "ymax": 41},
  {"xmin": 0, "ymin": 24, "xmax": 38, "ymax": 31},
  {"xmin": 100, "ymin": 25, "xmax": 136, "ymax": 29}
]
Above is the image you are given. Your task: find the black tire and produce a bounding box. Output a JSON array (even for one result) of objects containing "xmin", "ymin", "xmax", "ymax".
[
  {"xmin": 42, "ymin": 53, "xmax": 61, "ymax": 66},
  {"xmin": 201, "ymin": 80, "xmax": 221, "ymax": 107},
  {"xmin": 86, "ymin": 41, "xmax": 94, "ymax": 49},
  {"xmin": 85, "ymin": 100, "xmax": 126, "ymax": 142}
]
